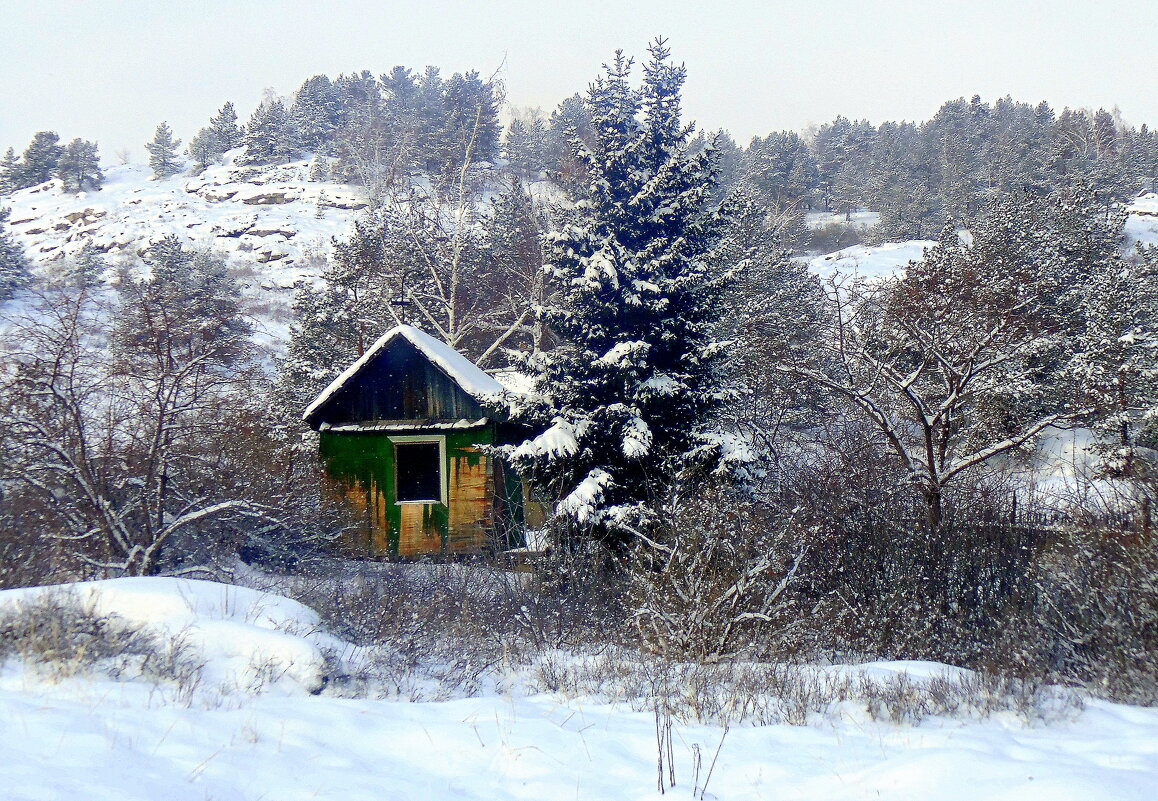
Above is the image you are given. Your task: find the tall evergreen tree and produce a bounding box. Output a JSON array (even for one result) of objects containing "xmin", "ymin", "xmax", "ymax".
[
  {"xmin": 0, "ymin": 207, "xmax": 32, "ymax": 300},
  {"xmin": 56, "ymin": 138, "xmax": 103, "ymax": 193},
  {"xmin": 501, "ymin": 41, "xmax": 730, "ymax": 553},
  {"xmin": 240, "ymin": 97, "xmax": 293, "ymax": 165},
  {"xmin": 208, "ymin": 101, "xmax": 244, "ymax": 153},
  {"xmin": 16, "ymin": 131, "xmax": 64, "ymax": 188},
  {"xmin": 145, "ymin": 122, "xmax": 183, "ymax": 179},
  {"xmin": 0, "ymin": 148, "xmax": 18, "ymax": 195},
  {"xmin": 187, "ymin": 127, "xmax": 222, "ymax": 174},
  {"xmin": 287, "ymin": 75, "xmax": 341, "ymax": 153}
]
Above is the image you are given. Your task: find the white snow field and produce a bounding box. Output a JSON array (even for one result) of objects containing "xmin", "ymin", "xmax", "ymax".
[
  {"xmin": 2, "ymin": 578, "xmax": 1157, "ymax": 800},
  {"xmin": 808, "ymin": 239, "xmax": 938, "ymax": 282},
  {"xmin": 1126, "ymin": 192, "xmax": 1158, "ymax": 252}
]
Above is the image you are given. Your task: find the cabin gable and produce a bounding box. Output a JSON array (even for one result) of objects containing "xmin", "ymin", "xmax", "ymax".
[{"xmin": 305, "ymin": 336, "xmax": 488, "ymax": 429}]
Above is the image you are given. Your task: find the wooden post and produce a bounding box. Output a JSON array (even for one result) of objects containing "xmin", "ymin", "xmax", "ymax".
[{"xmin": 1142, "ymin": 496, "xmax": 1151, "ymax": 543}]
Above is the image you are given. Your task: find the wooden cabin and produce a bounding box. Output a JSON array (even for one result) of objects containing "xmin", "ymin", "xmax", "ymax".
[{"xmin": 303, "ymin": 325, "xmax": 542, "ymax": 558}]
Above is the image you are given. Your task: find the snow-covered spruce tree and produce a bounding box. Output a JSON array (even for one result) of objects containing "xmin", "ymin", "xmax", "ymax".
[
  {"xmin": 500, "ymin": 41, "xmax": 731, "ymax": 555},
  {"xmin": 187, "ymin": 127, "xmax": 222, "ymax": 174},
  {"xmin": 286, "ymin": 74, "xmax": 342, "ymax": 154},
  {"xmin": 145, "ymin": 121, "xmax": 182, "ymax": 179},
  {"xmin": 711, "ymin": 189, "xmax": 826, "ymax": 447},
  {"xmin": 240, "ymin": 96, "xmax": 293, "ymax": 165},
  {"xmin": 0, "ymin": 148, "xmax": 18, "ymax": 195},
  {"xmin": 0, "ymin": 207, "xmax": 32, "ymax": 299},
  {"xmin": 208, "ymin": 101, "xmax": 244, "ymax": 153}
]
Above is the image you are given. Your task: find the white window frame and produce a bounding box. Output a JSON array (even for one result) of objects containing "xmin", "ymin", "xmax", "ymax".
[{"xmin": 388, "ymin": 434, "xmax": 447, "ymax": 505}]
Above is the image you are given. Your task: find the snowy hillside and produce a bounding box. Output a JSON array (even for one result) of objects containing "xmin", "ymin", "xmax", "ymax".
[
  {"xmin": 1126, "ymin": 191, "xmax": 1158, "ymax": 251},
  {"xmin": 4, "ymin": 152, "xmax": 365, "ymax": 288},
  {"xmin": 1, "ymin": 576, "xmax": 1157, "ymax": 801},
  {"xmin": 808, "ymin": 193, "xmax": 1158, "ymax": 283}
]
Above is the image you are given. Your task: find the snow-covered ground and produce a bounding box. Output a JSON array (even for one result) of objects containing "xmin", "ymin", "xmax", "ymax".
[
  {"xmin": 808, "ymin": 239, "xmax": 937, "ymax": 282},
  {"xmin": 1126, "ymin": 192, "xmax": 1158, "ymax": 252},
  {"xmin": 805, "ymin": 209, "xmax": 881, "ymax": 230},
  {"xmin": 2, "ymin": 577, "xmax": 1157, "ymax": 800},
  {"xmin": 805, "ymin": 193, "xmax": 1158, "ymax": 286}
]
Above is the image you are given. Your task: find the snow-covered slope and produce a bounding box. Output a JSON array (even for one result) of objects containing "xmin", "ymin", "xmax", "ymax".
[
  {"xmin": 1126, "ymin": 191, "xmax": 1158, "ymax": 252},
  {"xmin": 1, "ymin": 577, "xmax": 1157, "ymax": 800},
  {"xmin": 808, "ymin": 239, "xmax": 937, "ymax": 281},
  {"xmin": 809, "ymin": 193, "xmax": 1158, "ymax": 284},
  {"xmin": 4, "ymin": 152, "xmax": 365, "ymax": 289}
]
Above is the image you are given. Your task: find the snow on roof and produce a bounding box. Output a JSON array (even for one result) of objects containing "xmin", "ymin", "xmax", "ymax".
[{"xmin": 302, "ymin": 325, "xmax": 505, "ymax": 422}]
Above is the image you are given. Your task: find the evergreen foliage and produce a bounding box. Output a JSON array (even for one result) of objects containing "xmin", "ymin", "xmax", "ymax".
[
  {"xmin": 15, "ymin": 131, "xmax": 64, "ymax": 189},
  {"xmin": 187, "ymin": 128, "xmax": 221, "ymax": 174},
  {"xmin": 145, "ymin": 122, "xmax": 183, "ymax": 179},
  {"xmin": 287, "ymin": 75, "xmax": 341, "ymax": 153},
  {"xmin": 712, "ymin": 190, "xmax": 825, "ymax": 439},
  {"xmin": 501, "ymin": 41, "xmax": 730, "ymax": 553},
  {"xmin": 0, "ymin": 148, "xmax": 18, "ymax": 195},
  {"xmin": 56, "ymin": 138, "xmax": 103, "ymax": 193},
  {"xmin": 0, "ymin": 207, "xmax": 31, "ymax": 299},
  {"xmin": 208, "ymin": 101, "xmax": 244, "ymax": 152},
  {"xmin": 240, "ymin": 97, "xmax": 293, "ymax": 165}
]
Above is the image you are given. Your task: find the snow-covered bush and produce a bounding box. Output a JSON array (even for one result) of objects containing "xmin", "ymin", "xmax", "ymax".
[
  {"xmin": 630, "ymin": 485, "xmax": 810, "ymax": 663},
  {"xmin": 994, "ymin": 525, "xmax": 1158, "ymax": 704},
  {"xmin": 0, "ymin": 591, "xmax": 203, "ymax": 690}
]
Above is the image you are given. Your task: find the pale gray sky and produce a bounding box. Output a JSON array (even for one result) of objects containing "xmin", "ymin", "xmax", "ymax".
[{"xmin": 2, "ymin": 0, "xmax": 1155, "ymax": 161}]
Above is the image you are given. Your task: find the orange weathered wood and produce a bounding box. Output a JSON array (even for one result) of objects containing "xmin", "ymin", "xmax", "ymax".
[
  {"xmin": 447, "ymin": 449, "xmax": 493, "ymax": 553},
  {"xmin": 398, "ymin": 503, "xmax": 441, "ymax": 557}
]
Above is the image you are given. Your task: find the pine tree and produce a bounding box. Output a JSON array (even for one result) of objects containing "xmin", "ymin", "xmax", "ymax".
[
  {"xmin": 240, "ymin": 97, "xmax": 293, "ymax": 165},
  {"xmin": 332, "ymin": 70, "xmax": 392, "ymax": 187},
  {"xmin": 501, "ymin": 41, "xmax": 730, "ymax": 553},
  {"xmin": 145, "ymin": 122, "xmax": 183, "ymax": 179},
  {"xmin": 503, "ymin": 118, "xmax": 536, "ymax": 180},
  {"xmin": 547, "ymin": 93, "xmax": 594, "ymax": 189},
  {"xmin": 1069, "ymin": 246, "xmax": 1158, "ymax": 461},
  {"xmin": 0, "ymin": 148, "xmax": 18, "ymax": 195},
  {"xmin": 208, "ymin": 101, "xmax": 244, "ymax": 153},
  {"xmin": 484, "ymin": 179, "xmax": 550, "ymax": 355},
  {"xmin": 56, "ymin": 138, "xmax": 103, "ymax": 193},
  {"xmin": 287, "ymin": 75, "xmax": 341, "ymax": 153},
  {"xmin": 0, "ymin": 206, "xmax": 32, "ymax": 300},
  {"xmin": 16, "ymin": 131, "xmax": 64, "ymax": 188},
  {"xmin": 61, "ymin": 242, "xmax": 108, "ymax": 287},
  {"xmin": 187, "ymin": 127, "xmax": 222, "ymax": 174},
  {"xmin": 713, "ymin": 190, "xmax": 824, "ymax": 438}
]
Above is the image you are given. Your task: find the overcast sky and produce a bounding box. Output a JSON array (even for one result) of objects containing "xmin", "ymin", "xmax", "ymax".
[{"xmin": 2, "ymin": 0, "xmax": 1155, "ymax": 161}]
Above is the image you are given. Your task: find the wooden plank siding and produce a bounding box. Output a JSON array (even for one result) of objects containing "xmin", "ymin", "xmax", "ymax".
[
  {"xmin": 319, "ymin": 427, "xmax": 508, "ymax": 558},
  {"xmin": 307, "ymin": 338, "xmax": 487, "ymax": 429}
]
